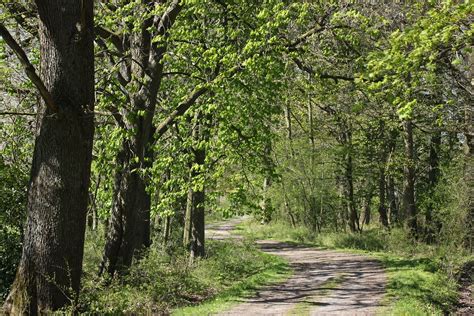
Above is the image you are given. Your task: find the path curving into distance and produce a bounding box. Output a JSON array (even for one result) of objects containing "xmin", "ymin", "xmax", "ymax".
[{"xmin": 206, "ymin": 218, "xmax": 387, "ymax": 315}]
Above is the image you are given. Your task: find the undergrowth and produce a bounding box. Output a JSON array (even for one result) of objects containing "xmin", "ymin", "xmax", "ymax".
[
  {"xmin": 237, "ymin": 219, "xmax": 472, "ymax": 315},
  {"xmin": 76, "ymin": 228, "xmax": 289, "ymax": 314}
]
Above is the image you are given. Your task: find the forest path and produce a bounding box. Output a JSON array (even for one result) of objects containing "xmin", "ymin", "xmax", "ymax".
[{"xmin": 206, "ymin": 218, "xmax": 387, "ymax": 315}]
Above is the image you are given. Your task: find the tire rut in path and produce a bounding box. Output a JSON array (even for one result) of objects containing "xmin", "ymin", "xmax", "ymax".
[{"xmin": 207, "ymin": 219, "xmax": 387, "ymax": 315}]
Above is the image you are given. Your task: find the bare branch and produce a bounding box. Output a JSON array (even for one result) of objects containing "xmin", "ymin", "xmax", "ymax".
[
  {"xmin": 0, "ymin": 111, "xmax": 36, "ymax": 116},
  {"xmin": 0, "ymin": 23, "xmax": 58, "ymax": 112},
  {"xmin": 293, "ymin": 57, "xmax": 354, "ymax": 82}
]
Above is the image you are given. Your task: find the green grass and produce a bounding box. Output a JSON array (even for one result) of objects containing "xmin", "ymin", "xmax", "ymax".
[
  {"xmin": 376, "ymin": 254, "xmax": 459, "ymax": 315},
  {"xmin": 173, "ymin": 251, "xmax": 290, "ymax": 315},
  {"xmin": 78, "ymin": 228, "xmax": 290, "ymax": 314},
  {"xmin": 237, "ymin": 219, "xmax": 470, "ymax": 315}
]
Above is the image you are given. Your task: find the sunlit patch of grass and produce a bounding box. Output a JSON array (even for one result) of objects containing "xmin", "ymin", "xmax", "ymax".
[{"xmin": 376, "ymin": 254, "xmax": 458, "ymax": 315}]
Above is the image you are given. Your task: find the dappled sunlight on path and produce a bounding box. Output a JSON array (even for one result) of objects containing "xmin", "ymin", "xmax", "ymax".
[{"xmin": 207, "ymin": 220, "xmax": 387, "ymax": 315}]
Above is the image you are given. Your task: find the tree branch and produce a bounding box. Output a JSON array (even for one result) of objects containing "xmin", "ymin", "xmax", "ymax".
[
  {"xmin": 4, "ymin": 2, "xmax": 37, "ymax": 36},
  {"xmin": 154, "ymin": 63, "xmax": 243, "ymax": 139},
  {"xmin": 0, "ymin": 111, "xmax": 36, "ymax": 116},
  {"xmin": 163, "ymin": 71, "xmax": 206, "ymax": 82},
  {"xmin": 96, "ymin": 26, "xmax": 126, "ymax": 52},
  {"xmin": 156, "ymin": 86, "xmax": 209, "ymax": 138},
  {"xmin": 0, "ymin": 23, "xmax": 58, "ymax": 112},
  {"xmin": 287, "ymin": 7, "xmax": 336, "ymax": 50},
  {"xmin": 293, "ymin": 57, "xmax": 354, "ymax": 82}
]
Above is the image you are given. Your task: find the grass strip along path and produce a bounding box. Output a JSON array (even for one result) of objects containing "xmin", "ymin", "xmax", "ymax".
[{"xmin": 176, "ymin": 217, "xmax": 388, "ymax": 315}]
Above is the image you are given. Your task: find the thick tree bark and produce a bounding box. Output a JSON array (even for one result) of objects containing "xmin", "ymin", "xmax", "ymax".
[
  {"xmin": 402, "ymin": 120, "xmax": 418, "ymax": 236},
  {"xmin": 100, "ymin": 1, "xmax": 182, "ymax": 277},
  {"xmin": 135, "ymin": 176, "xmax": 152, "ymax": 250},
  {"xmin": 3, "ymin": 1, "xmax": 95, "ymax": 313}
]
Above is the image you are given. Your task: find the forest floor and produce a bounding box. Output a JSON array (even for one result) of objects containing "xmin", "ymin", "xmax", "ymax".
[{"xmin": 206, "ymin": 218, "xmax": 387, "ymax": 315}]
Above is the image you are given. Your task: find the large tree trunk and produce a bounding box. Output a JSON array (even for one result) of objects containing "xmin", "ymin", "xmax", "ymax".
[
  {"xmin": 99, "ymin": 130, "xmax": 154, "ymax": 276},
  {"xmin": 100, "ymin": 27, "xmax": 161, "ymax": 277},
  {"xmin": 100, "ymin": 1, "xmax": 182, "ymax": 277},
  {"xmin": 402, "ymin": 120, "xmax": 418, "ymax": 236},
  {"xmin": 3, "ymin": 1, "xmax": 95, "ymax": 313}
]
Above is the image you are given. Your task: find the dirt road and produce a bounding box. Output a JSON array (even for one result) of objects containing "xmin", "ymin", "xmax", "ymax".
[{"xmin": 207, "ymin": 219, "xmax": 387, "ymax": 315}]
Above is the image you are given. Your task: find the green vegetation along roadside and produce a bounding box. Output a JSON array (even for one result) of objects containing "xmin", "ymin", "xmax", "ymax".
[
  {"xmin": 76, "ymin": 229, "xmax": 290, "ymax": 314},
  {"xmin": 236, "ymin": 220, "xmax": 472, "ymax": 315}
]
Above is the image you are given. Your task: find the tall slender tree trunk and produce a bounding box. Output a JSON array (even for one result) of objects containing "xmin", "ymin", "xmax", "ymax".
[
  {"xmin": 189, "ymin": 112, "xmax": 209, "ymax": 259},
  {"xmin": 183, "ymin": 180, "xmax": 193, "ymax": 248},
  {"xmin": 378, "ymin": 167, "xmax": 389, "ymax": 228},
  {"xmin": 387, "ymin": 175, "xmax": 398, "ymax": 225},
  {"xmin": 184, "ymin": 114, "xmax": 201, "ymax": 249},
  {"xmin": 87, "ymin": 176, "xmax": 101, "ymax": 231},
  {"xmin": 3, "ymin": 1, "xmax": 95, "ymax": 313},
  {"xmin": 363, "ymin": 196, "xmax": 371, "ymax": 226},
  {"xmin": 463, "ymin": 91, "xmax": 474, "ymax": 251},
  {"xmin": 387, "ymin": 128, "xmax": 399, "ymax": 225},
  {"xmin": 190, "ymin": 177, "xmax": 206, "ymax": 259},
  {"xmin": 377, "ymin": 121, "xmax": 389, "ymax": 228},
  {"xmin": 284, "ymin": 102, "xmax": 295, "ymax": 158},
  {"xmin": 283, "ymin": 101, "xmax": 296, "ymax": 227},
  {"xmin": 100, "ymin": 1, "xmax": 182, "ymax": 277},
  {"xmin": 342, "ymin": 131, "xmax": 359, "ymax": 233},
  {"xmin": 261, "ymin": 142, "xmax": 274, "ymax": 223},
  {"xmin": 163, "ymin": 216, "xmax": 172, "ymax": 246},
  {"xmin": 425, "ymin": 132, "xmax": 441, "ymax": 241},
  {"xmin": 402, "ymin": 120, "xmax": 417, "ymax": 236},
  {"xmin": 346, "ymin": 153, "xmax": 359, "ymax": 232}
]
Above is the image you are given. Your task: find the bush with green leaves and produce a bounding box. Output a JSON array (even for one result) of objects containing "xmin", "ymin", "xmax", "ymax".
[
  {"xmin": 0, "ymin": 159, "xmax": 27, "ymax": 299},
  {"xmin": 78, "ymin": 236, "xmax": 285, "ymax": 314}
]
